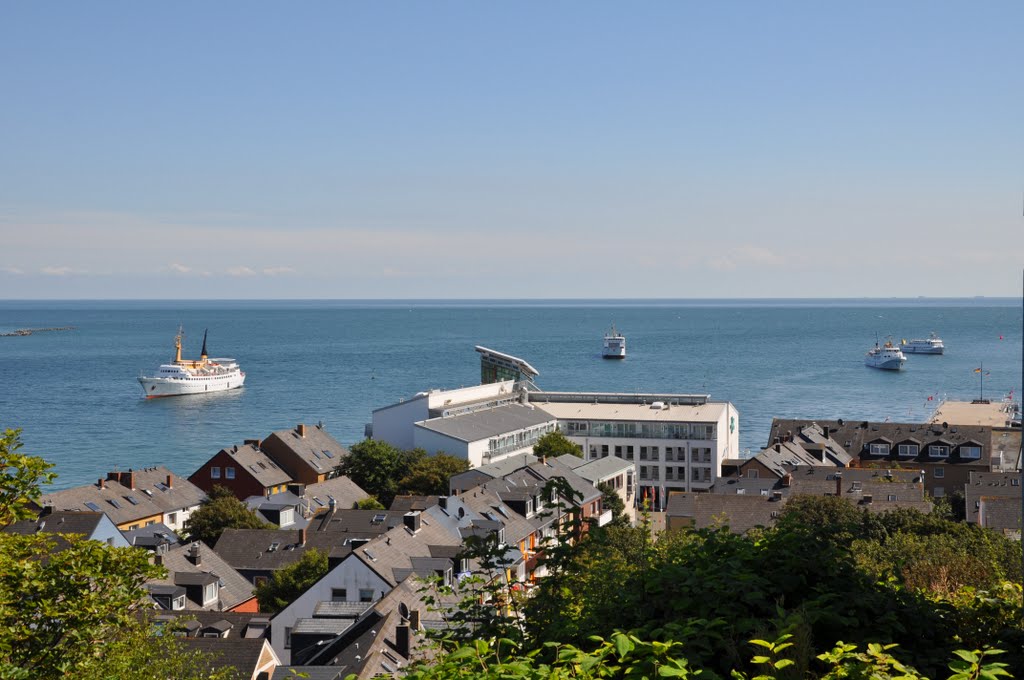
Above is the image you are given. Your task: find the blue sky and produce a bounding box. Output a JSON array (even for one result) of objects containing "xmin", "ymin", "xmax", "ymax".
[{"xmin": 1, "ymin": 2, "xmax": 1021, "ymax": 298}]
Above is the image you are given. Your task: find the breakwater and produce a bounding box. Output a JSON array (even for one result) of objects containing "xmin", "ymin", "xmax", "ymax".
[{"xmin": 0, "ymin": 326, "xmax": 75, "ymax": 337}]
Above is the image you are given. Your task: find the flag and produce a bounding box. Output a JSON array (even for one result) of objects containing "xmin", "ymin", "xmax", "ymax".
[
  {"xmin": 974, "ymin": 367, "xmax": 982, "ymax": 373},
  {"xmin": 927, "ymin": 395, "xmax": 934, "ymax": 401},
  {"xmin": 999, "ymin": 335, "xmax": 1004, "ymax": 340}
]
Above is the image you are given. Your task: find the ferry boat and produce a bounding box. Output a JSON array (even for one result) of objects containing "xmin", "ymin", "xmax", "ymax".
[
  {"xmin": 602, "ymin": 325, "xmax": 626, "ymax": 359},
  {"xmin": 864, "ymin": 337, "xmax": 906, "ymax": 371},
  {"xmin": 900, "ymin": 332, "xmax": 944, "ymax": 355},
  {"xmin": 138, "ymin": 328, "xmax": 245, "ymax": 398}
]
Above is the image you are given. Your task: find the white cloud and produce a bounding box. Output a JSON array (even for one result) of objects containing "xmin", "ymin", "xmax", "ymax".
[
  {"xmin": 0, "ymin": 266, "xmax": 24, "ymax": 275},
  {"xmin": 168, "ymin": 262, "xmax": 191, "ymax": 274},
  {"xmin": 227, "ymin": 266, "xmax": 257, "ymax": 277},
  {"xmin": 261, "ymin": 266, "xmax": 294, "ymax": 276},
  {"xmin": 40, "ymin": 266, "xmax": 75, "ymax": 276}
]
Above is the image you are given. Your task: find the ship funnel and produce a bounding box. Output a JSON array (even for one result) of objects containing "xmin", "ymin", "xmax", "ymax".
[{"xmin": 200, "ymin": 329, "xmax": 208, "ymax": 360}]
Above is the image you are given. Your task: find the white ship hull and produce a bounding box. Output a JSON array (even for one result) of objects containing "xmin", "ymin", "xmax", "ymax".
[
  {"xmin": 139, "ymin": 369, "xmax": 245, "ymax": 398},
  {"xmin": 865, "ymin": 356, "xmax": 905, "ymax": 370}
]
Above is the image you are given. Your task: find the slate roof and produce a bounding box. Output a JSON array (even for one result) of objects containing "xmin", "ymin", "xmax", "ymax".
[
  {"xmin": 4, "ymin": 511, "xmax": 104, "ymax": 538},
  {"xmin": 303, "ymin": 476, "xmax": 369, "ymax": 512},
  {"xmin": 221, "ymin": 443, "xmax": 292, "ymax": 487},
  {"xmin": 503, "ymin": 458, "xmax": 602, "ymax": 505},
  {"xmin": 150, "ymin": 542, "xmax": 255, "ymax": 611},
  {"xmin": 560, "ymin": 454, "xmax": 633, "ymax": 483},
  {"xmin": 272, "ymin": 667, "xmax": 347, "ymax": 680},
  {"xmin": 40, "ymin": 466, "xmax": 206, "ymax": 526},
  {"xmin": 769, "ymin": 419, "xmax": 994, "ymax": 466},
  {"xmin": 666, "ymin": 492, "xmax": 786, "ymax": 534},
  {"xmin": 152, "ymin": 610, "xmax": 271, "ymax": 639},
  {"xmin": 350, "ymin": 506, "xmax": 464, "ymax": 587},
  {"xmin": 965, "ymin": 471, "xmax": 1023, "ymax": 524},
  {"xmin": 123, "ymin": 522, "xmax": 180, "ymax": 548},
  {"xmin": 977, "ymin": 497, "xmax": 1023, "ymax": 537},
  {"xmin": 264, "ymin": 424, "xmax": 350, "ymax": 477},
  {"xmin": 415, "ymin": 404, "xmax": 556, "ymax": 442},
  {"xmin": 183, "ymin": 638, "xmax": 277, "ymax": 680}
]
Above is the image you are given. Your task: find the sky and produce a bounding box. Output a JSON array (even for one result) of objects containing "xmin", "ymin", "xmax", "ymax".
[{"xmin": 1, "ymin": 2, "xmax": 1022, "ymax": 299}]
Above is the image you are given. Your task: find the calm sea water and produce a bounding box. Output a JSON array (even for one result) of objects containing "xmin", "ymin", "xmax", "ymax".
[{"xmin": 1, "ymin": 299, "xmax": 1020, "ymax": 490}]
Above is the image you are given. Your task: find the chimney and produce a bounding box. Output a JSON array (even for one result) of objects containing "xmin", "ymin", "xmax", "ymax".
[
  {"xmin": 166, "ymin": 474, "xmax": 173, "ymax": 489},
  {"xmin": 774, "ymin": 444, "xmax": 781, "ymax": 453},
  {"xmin": 823, "ymin": 426, "xmax": 830, "ymax": 440},
  {"xmin": 154, "ymin": 554, "xmax": 163, "ymax": 566},
  {"xmin": 244, "ymin": 439, "xmax": 262, "ymax": 448},
  {"xmin": 836, "ymin": 476, "xmax": 843, "ymax": 496},
  {"xmin": 297, "ymin": 423, "xmax": 307, "ymax": 438},
  {"xmin": 403, "ymin": 511, "xmax": 421, "ymax": 533},
  {"xmin": 299, "ymin": 528, "xmax": 307, "ymax": 546},
  {"xmin": 98, "ymin": 478, "xmax": 105, "ymax": 489},
  {"xmin": 409, "ymin": 608, "xmax": 421, "ymax": 631},
  {"xmin": 781, "ymin": 473, "xmax": 792, "ymax": 487},
  {"xmin": 189, "ymin": 543, "xmax": 201, "ymax": 566},
  {"xmin": 438, "ymin": 496, "xmax": 448, "ymax": 510},
  {"xmin": 127, "ymin": 469, "xmax": 135, "ymax": 490},
  {"xmin": 395, "ymin": 623, "xmax": 411, "ymax": 658}
]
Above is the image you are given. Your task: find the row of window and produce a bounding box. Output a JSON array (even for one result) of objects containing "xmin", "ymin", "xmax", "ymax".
[
  {"xmin": 590, "ymin": 445, "xmax": 713, "ymax": 463},
  {"xmin": 868, "ymin": 443, "xmax": 981, "ymax": 459},
  {"xmin": 639, "ymin": 465, "xmax": 713, "ymax": 482},
  {"xmin": 488, "ymin": 423, "xmax": 557, "ymax": 457},
  {"xmin": 563, "ymin": 421, "xmax": 717, "ymax": 440}
]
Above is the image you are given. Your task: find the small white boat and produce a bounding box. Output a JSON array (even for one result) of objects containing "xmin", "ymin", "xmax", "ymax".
[
  {"xmin": 602, "ymin": 325, "xmax": 626, "ymax": 359},
  {"xmin": 900, "ymin": 332, "xmax": 944, "ymax": 355},
  {"xmin": 138, "ymin": 328, "xmax": 245, "ymax": 398},
  {"xmin": 865, "ymin": 337, "xmax": 906, "ymax": 371}
]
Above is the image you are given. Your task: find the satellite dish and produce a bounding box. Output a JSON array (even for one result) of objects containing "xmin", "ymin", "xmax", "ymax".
[{"xmin": 398, "ymin": 602, "xmax": 410, "ymax": 620}]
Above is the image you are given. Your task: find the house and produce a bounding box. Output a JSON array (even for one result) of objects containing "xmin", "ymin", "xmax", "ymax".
[
  {"xmin": 738, "ymin": 423, "xmax": 852, "ymax": 479},
  {"xmin": 183, "ymin": 638, "xmax": 280, "ymax": 680},
  {"xmin": 214, "ymin": 510, "xmax": 406, "ymax": 586},
  {"xmin": 148, "ymin": 541, "xmax": 258, "ymax": 613},
  {"xmin": 298, "ymin": 476, "xmax": 370, "ymax": 516},
  {"xmin": 246, "ymin": 492, "xmax": 309, "ymax": 529},
  {"xmin": 964, "ymin": 470, "xmax": 1022, "ymax": 540},
  {"xmin": 551, "ymin": 453, "xmax": 637, "ymax": 524},
  {"xmin": 3, "ymin": 509, "xmax": 129, "ymax": 548},
  {"xmin": 39, "ymin": 466, "xmax": 206, "ymax": 533},
  {"xmin": 190, "ymin": 441, "xmax": 293, "ymax": 500},
  {"xmin": 768, "ymin": 418, "xmax": 1012, "ymax": 498},
  {"xmin": 533, "ymin": 390, "xmax": 740, "ymax": 509},
  {"xmin": 666, "ymin": 491, "xmax": 787, "ymax": 533},
  {"xmin": 413, "ymin": 403, "xmax": 559, "ymax": 466},
  {"xmin": 260, "ymin": 424, "xmax": 350, "ymax": 485}
]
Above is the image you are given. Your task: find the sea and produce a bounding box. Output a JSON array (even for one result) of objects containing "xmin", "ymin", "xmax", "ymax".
[{"xmin": 1, "ymin": 299, "xmax": 1020, "ymax": 491}]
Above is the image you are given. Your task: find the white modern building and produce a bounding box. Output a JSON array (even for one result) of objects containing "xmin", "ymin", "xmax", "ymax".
[{"xmin": 533, "ymin": 392, "xmax": 740, "ymax": 510}]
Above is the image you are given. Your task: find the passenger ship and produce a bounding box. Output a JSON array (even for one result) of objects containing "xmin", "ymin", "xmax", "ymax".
[
  {"xmin": 138, "ymin": 329, "xmax": 245, "ymax": 398},
  {"xmin": 864, "ymin": 337, "xmax": 906, "ymax": 371},
  {"xmin": 602, "ymin": 325, "xmax": 626, "ymax": 359},
  {"xmin": 900, "ymin": 332, "xmax": 944, "ymax": 355}
]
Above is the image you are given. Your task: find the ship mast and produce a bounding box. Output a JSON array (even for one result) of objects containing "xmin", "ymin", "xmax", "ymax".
[
  {"xmin": 174, "ymin": 326, "xmax": 184, "ymax": 364},
  {"xmin": 200, "ymin": 329, "xmax": 208, "ymax": 363}
]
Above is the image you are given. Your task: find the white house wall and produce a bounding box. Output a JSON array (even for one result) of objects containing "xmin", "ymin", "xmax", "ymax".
[
  {"xmin": 372, "ymin": 396, "xmax": 430, "ymax": 451},
  {"xmin": 269, "ymin": 556, "xmax": 390, "ymax": 664}
]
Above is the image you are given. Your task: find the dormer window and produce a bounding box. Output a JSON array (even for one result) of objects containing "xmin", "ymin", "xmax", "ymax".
[
  {"xmin": 930, "ymin": 444, "xmax": 950, "ymax": 458},
  {"xmin": 897, "ymin": 444, "xmax": 919, "ymax": 458},
  {"xmin": 203, "ymin": 582, "xmax": 218, "ymax": 606},
  {"xmin": 868, "ymin": 443, "xmax": 890, "ymax": 455},
  {"xmin": 959, "ymin": 445, "xmax": 982, "ymax": 460}
]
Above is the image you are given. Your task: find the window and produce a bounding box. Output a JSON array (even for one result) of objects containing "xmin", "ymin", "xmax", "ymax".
[
  {"xmin": 887, "ymin": 494, "xmax": 897, "ymax": 501},
  {"xmin": 626, "ymin": 445, "xmax": 634, "ymax": 459},
  {"xmin": 614, "ymin": 446, "xmax": 622, "ymax": 458},
  {"xmin": 225, "ymin": 467, "xmax": 235, "ymax": 479},
  {"xmin": 284, "ymin": 627, "xmax": 293, "ymax": 649},
  {"xmin": 167, "ymin": 512, "xmax": 177, "ymax": 525},
  {"xmin": 639, "ymin": 446, "xmax": 648, "ymax": 461},
  {"xmin": 868, "ymin": 443, "xmax": 890, "ymax": 455},
  {"xmin": 652, "ymin": 467, "xmax": 660, "ymax": 481},
  {"xmin": 650, "ymin": 446, "xmax": 659, "ymax": 461},
  {"xmin": 747, "ymin": 469, "xmax": 759, "ymax": 479},
  {"xmin": 959, "ymin": 445, "xmax": 982, "ymax": 460},
  {"xmin": 930, "ymin": 445, "xmax": 950, "ymax": 458},
  {"xmin": 933, "ymin": 468, "xmax": 944, "ymax": 479},
  {"xmin": 639, "ymin": 466, "xmax": 648, "ymax": 480},
  {"xmin": 664, "ymin": 447, "xmax": 674, "ymax": 461},
  {"xmin": 677, "ymin": 467, "xmax": 686, "ymax": 481},
  {"xmin": 897, "ymin": 444, "xmax": 919, "ymax": 458},
  {"xmin": 665, "ymin": 468, "xmax": 674, "ymax": 480},
  {"xmin": 331, "ymin": 588, "xmax": 347, "ymax": 602},
  {"xmin": 211, "ymin": 466, "xmax": 221, "ymax": 479},
  {"xmin": 359, "ymin": 589, "xmax": 375, "ymax": 603}
]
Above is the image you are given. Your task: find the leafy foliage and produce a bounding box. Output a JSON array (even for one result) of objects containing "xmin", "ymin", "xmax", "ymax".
[
  {"xmin": 254, "ymin": 547, "xmax": 329, "ymax": 613},
  {"xmin": 343, "ymin": 440, "xmax": 469, "ymax": 506},
  {"xmin": 532, "ymin": 431, "xmax": 583, "ymax": 459},
  {"xmin": 0, "ymin": 428, "xmax": 56, "ymax": 528},
  {"xmin": 183, "ymin": 484, "xmax": 269, "ymax": 545},
  {"xmin": 596, "ymin": 482, "xmax": 627, "ymax": 527}
]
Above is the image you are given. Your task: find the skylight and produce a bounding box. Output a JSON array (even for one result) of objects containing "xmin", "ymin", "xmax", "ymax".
[
  {"xmin": 84, "ymin": 502, "xmax": 101, "ymax": 512},
  {"xmin": 108, "ymin": 499, "xmax": 122, "ymax": 509},
  {"xmin": 125, "ymin": 496, "xmax": 139, "ymax": 505},
  {"xmin": 322, "ymin": 449, "xmax": 334, "ymax": 459}
]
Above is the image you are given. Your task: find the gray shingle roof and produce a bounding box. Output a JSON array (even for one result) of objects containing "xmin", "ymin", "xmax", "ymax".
[
  {"xmin": 150, "ymin": 542, "xmax": 255, "ymax": 611},
  {"xmin": 221, "ymin": 443, "xmax": 292, "ymax": 487},
  {"xmin": 666, "ymin": 492, "xmax": 786, "ymax": 534},
  {"xmin": 303, "ymin": 476, "xmax": 369, "ymax": 511},
  {"xmin": 183, "ymin": 638, "xmax": 275, "ymax": 680},
  {"xmin": 4, "ymin": 511, "xmax": 104, "ymax": 538},
  {"xmin": 264, "ymin": 424, "xmax": 350, "ymax": 476},
  {"xmin": 416, "ymin": 404, "xmax": 555, "ymax": 442},
  {"xmin": 40, "ymin": 467, "xmax": 206, "ymax": 526}
]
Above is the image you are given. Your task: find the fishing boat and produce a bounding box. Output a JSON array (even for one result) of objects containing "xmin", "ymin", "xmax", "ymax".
[
  {"xmin": 602, "ymin": 325, "xmax": 626, "ymax": 359},
  {"xmin": 865, "ymin": 337, "xmax": 906, "ymax": 371},
  {"xmin": 138, "ymin": 328, "xmax": 245, "ymax": 398},
  {"xmin": 900, "ymin": 332, "xmax": 944, "ymax": 354}
]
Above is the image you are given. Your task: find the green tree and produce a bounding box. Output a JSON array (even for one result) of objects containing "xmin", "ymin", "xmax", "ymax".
[
  {"xmin": 399, "ymin": 452, "xmax": 470, "ymax": 497},
  {"xmin": 532, "ymin": 431, "xmax": 582, "ymax": 459},
  {"xmin": 0, "ymin": 428, "xmax": 55, "ymax": 528},
  {"xmin": 341, "ymin": 440, "xmax": 423, "ymax": 507},
  {"xmin": 254, "ymin": 548, "xmax": 329, "ymax": 613},
  {"xmin": 0, "ymin": 427, "xmax": 226, "ymax": 679},
  {"xmin": 356, "ymin": 496, "xmax": 386, "ymax": 510},
  {"xmin": 596, "ymin": 482, "xmax": 628, "ymax": 527},
  {"xmin": 183, "ymin": 485, "xmax": 269, "ymax": 545}
]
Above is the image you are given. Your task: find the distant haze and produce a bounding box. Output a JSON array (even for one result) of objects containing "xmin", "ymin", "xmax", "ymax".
[{"xmin": 1, "ymin": 3, "xmax": 1022, "ymax": 299}]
